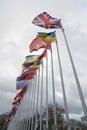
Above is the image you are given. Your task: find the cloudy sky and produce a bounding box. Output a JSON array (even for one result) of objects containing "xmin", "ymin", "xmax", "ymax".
[{"xmin": 0, "ymin": 0, "xmax": 87, "ymax": 121}]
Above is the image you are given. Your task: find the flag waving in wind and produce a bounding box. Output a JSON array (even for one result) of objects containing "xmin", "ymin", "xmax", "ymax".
[
  {"xmin": 29, "ymin": 36, "xmax": 51, "ymax": 52},
  {"xmin": 37, "ymin": 31, "xmax": 56, "ymax": 44},
  {"xmin": 32, "ymin": 12, "xmax": 62, "ymax": 29}
]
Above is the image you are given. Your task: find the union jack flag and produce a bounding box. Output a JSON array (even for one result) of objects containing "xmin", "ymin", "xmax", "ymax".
[{"xmin": 32, "ymin": 12, "xmax": 62, "ymax": 29}]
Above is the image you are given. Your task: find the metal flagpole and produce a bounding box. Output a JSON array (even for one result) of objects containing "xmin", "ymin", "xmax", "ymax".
[
  {"xmin": 55, "ymin": 32, "xmax": 70, "ymax": 127},
  {"xmin": 25, "ymin": 84, "xmax": 32, "ymax": 130},
  {"xmin": 17, "ymin": 91, "xmax": 25, "ymax": 130},
  {"xmin": 22, "ymin": 90, "xmax": 27, "ymax": 130},
  {"xmin": 29, "ymin": 79, "xmax": 34, "ymax": 130},
  {"xmin": 40, "ymin": 63, "xmax": 43, "ymax": 130},
  {"xmin": 46, "ymin": 51, "xmax": 49, "ymax": 130},
  {"xmin": 18, "ymin": 88, "xmax": 28, "ymax": 130},
  {"xmin": 50, "ymin": 46, "xmax": 58, "ymax": 130},
  {"xmin": 62, "ymin": 27, "xmax": 87, "ymax": 118},
  {"xmin": 22, "ymin": 99, "xmax": 25, "ymax": 130},
  {"xmin": 35, "ymin": 68, "xmax": 40, "ymax": 130},
  {"xmin": 27, "ymin": 81, "xmax": 32, "ymax": 130},
  {"xmin": 31, "ymin": 74, "xmax": 37, "ymax": 130},
  {"xmin": 30, "ymin": 78, "xmax": 35, "ymax": 130}
]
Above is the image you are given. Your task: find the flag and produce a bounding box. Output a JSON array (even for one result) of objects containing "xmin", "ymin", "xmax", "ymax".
[
  {"xmin": 12, "ymin": 98, "xmax": 21, "ymax": 105},
  {"xmin": 37, "ymin": 31, "xmax": 56, "ymax": 44},
  {"xmin": 22, "ymin": 87, "xmax": 28, "ymax": 94},
  {"xmin": 11, "ymin": 106, "xmax": 17, "ymax": 114},
  {"xmin": 22, "ymin": 64, "xmax": 26, "ymax": 72},
  {"xmin": 23, "ymin": 60, "xmax": 42, "ymax": 68},
  {"xmin": 16, "ymin": 80, "xmax": 30, "ymax": 90},
  {"xmin": 22, "ymin": 63, "xmax": 40, "ymax": 72},
  {"xmin": 25, "ymin": 55, "xmax": 39, "ymax": 63},
  {"xmin": 29, "ymin": 37, "xmax": 48, "ymax": 52},
  {"xmin": 22, "ymin": 62, "xmax": 34, "ymax": 71},
  {"xmin": 28, "ymin": 66, "xmax": 39, "ymax": 71},
  {"xmin": 22, "ymin": 75, "xmax": 34, "ymax": 80},
  {"xmin": 38, "ymin": 49, "xmax": 47, "ymax": 61},
  {"xmin": 22, "ymin": 55, "xmax": 40, "ymax": 71},
  {"xmin": 23, "ymin": 62, "xmax": 34, "ymax": 68},
  {"xmin": 22, "ymin": 58, "xmax": 42, "ymax": 71},
  {"xmin": 14, "ymin": 92, "xmax": 24, "ymax": 100},
  {"xmin": 32, "ymin": 12, "xmax": 62, "ymax": 29},
  {"xmin": 5, "ymin": 110, "xmax": 12, "ymax": 116},
  {"xmin": 21, "ymin": 67, "xmax": 36, "ymax": 77},
  {"xmin": 17, "ymin": 74, "xmax": 34, "ymax": 81},
  {"xmin": 14, "ymin": 87, "xmax": 28, "ymax": 100}
]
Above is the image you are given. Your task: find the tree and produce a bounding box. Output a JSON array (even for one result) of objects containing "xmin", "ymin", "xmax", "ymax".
[
  {"xmin": 0, "ymin": 114, "xmax": 8, "ymax": 130},
  {"xmin": 34, "ymin": 103, "xmax": 65, "ymax": 130}
]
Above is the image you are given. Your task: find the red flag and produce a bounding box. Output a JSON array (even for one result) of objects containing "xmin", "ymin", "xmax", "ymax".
[
  {"xmin": 11, "ymin": 106, "xmax": 17, "ymax": 116},
  {"xmin": 14, "ymin": 92, "xmax": 24, "ymax": 100},
  {"xmin": 30, "ymin": 37, "xmax": 48, "ymax": 52},
  {"xmin": 14, "ymin": 86, "xmax": 28, "ymax": 100},
  {"xmin": 22, "ymin": 74, "xmax": 34, "ymax": 80},
  {"xmin": 12, "ymin": 98, "xmax": 21, "ymax": 105},
  {"xmin": 17, "ymin": 71, "xmax": 35, "ymax": 81},
  {"xmin": 38, "ymin": 49, "xmax": 47, "ymax": 61}
]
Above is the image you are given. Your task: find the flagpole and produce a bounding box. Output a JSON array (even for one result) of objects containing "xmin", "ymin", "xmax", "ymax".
[
  {"xmin": 27, "ymin": 81, "xmax": 32, "ymax": 130},
  {"xmin": 55, "ymin": 31, "xmax": 71, "ymax": 130},
  {"xmin": 62, "ymin": 27, "xmax": 87, "ymax": 117},
  {"xmin": 50, "ymin": 46, "xmax": 58, "ymax": 130},
  {"xmin": 20, "ymin": 88, "xmax": 26, "ymax": 130},
  {"xmin": 17, "ymin": 90, "xmax": 26, "ymax": 130},
  {"xmin": 32, "ymin": 70, "xmax": 37, "ymax": 130},
  {"xmin": 46, "ymin": 51, "xmax": 49, "ymax": 130},
  {"xmin": 31, "ymin": 75, "xmax": 37, "ymax": 130},
  {"xmin": 29, "ymin": 79, "xmax": 34, "ymax": 130},
  {"xmin": 35, "ymin": 68, "xmax": 40, "ymax": 130},
  {"xmin": 25, "ymin": 84, "xmax": 32, "ymax": 130},
  {"xmin": 40, "ymin": 63, "xmax": 43, "ymax": 130},
  {"xmin": 19, "ymin": 87, "xmax": 28, "ymax": 130},
  {"xmin": 22, "ymin": 85, "xmax": 28, "ymax": 130},
  {"xmin": 55, "ymin": 32, "xmax": 69, "ymax": 122}
]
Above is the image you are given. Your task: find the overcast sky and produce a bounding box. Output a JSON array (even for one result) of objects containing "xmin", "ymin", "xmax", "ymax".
[{"xmin": 0, "ymin": 0, "xmax": 87, "ymax": 121}]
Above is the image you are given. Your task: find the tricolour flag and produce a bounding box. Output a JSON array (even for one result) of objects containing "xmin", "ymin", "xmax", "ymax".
[
  {"xmin": 32, "ymin": 12, "xmax": 62, "ymax": 29},
  {"xmin": 37, "ymin": 31, "xmax": 56, "ymax": 44}
]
